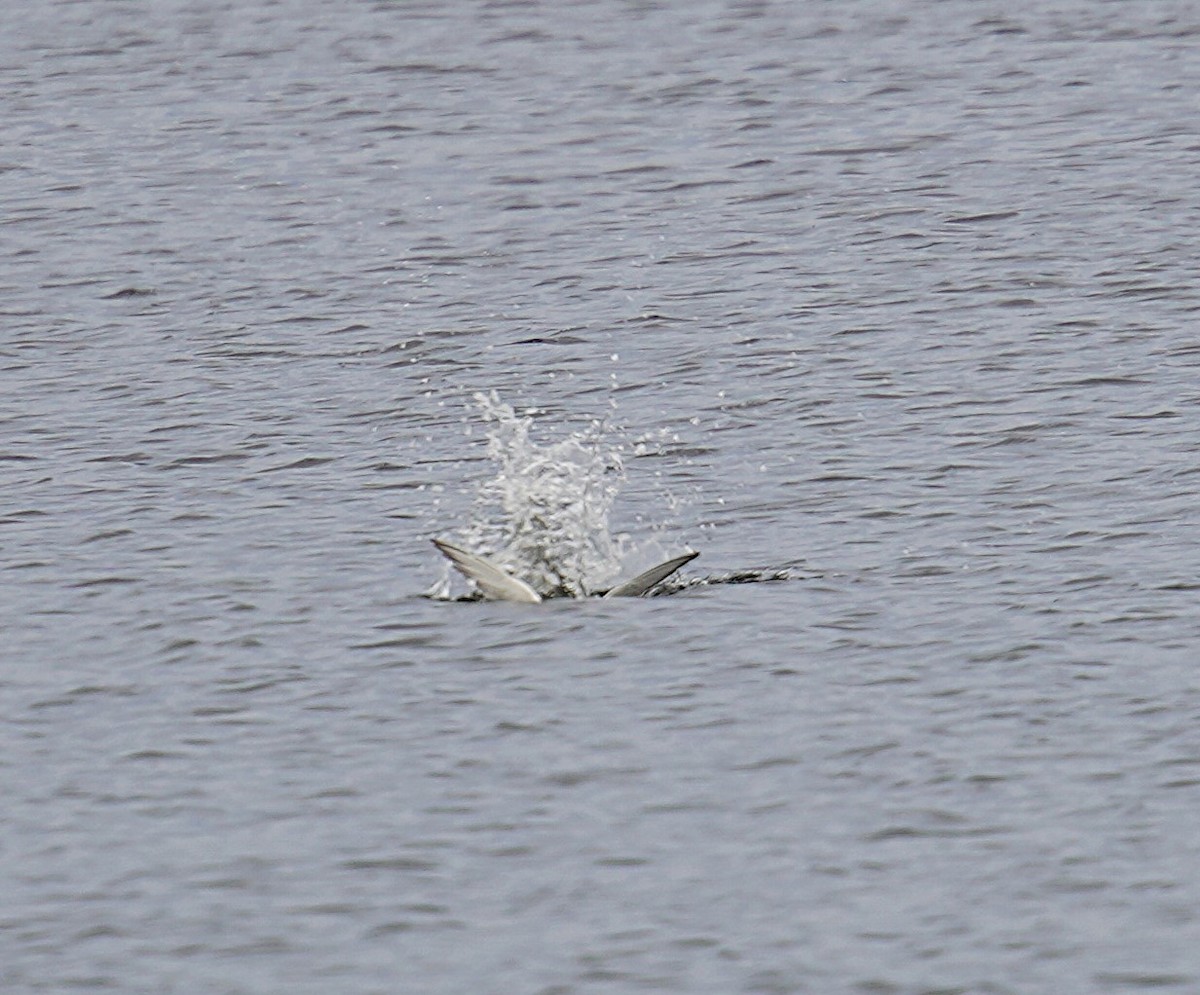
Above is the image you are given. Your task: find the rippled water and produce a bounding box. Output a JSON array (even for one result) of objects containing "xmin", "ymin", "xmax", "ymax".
[{"xmin": 5, "ymin": 1, "xmax": 1200, "ymax": 992}]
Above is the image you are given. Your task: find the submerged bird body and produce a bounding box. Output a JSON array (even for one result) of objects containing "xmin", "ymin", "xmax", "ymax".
[{"xmin": 432, "ymin": 538, "xmax": 698, "ymax": 603}]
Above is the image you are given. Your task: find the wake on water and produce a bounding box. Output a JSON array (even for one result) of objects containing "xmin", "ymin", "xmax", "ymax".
[{"xmin": 426, "ymin": 393, "xmax": 789, "ymax": 602}]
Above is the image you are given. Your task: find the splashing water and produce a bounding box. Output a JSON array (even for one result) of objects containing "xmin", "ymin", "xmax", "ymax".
[
  {"xmin": 426, "ymin": 393, "xmax": 798, "ymax": 601},
  {"xmin": 448, "ymin": 392, "xmax": 631, "ymax": 598}
]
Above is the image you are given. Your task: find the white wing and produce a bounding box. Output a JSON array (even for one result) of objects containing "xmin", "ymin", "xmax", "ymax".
[
  {"xmin": 603, "ymin": 551, "xmax": 699, "ymax": 598},
  {"xmin": 432, "ymin": 539, "xmax": 542, "ymax": 604}
]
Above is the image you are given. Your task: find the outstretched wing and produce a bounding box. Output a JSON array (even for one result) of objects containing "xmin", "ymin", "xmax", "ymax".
[
  {"xmin": 603, "ymin": 551, "xmax": 699, "ymax": 598},
  {"xmin": 432, "ymin": 539, "xmax": 542, "ymax": 604}
]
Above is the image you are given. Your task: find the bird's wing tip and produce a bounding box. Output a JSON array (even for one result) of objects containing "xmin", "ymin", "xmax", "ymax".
[{"xmin": 431, "ymin": 537, "xmax": 542, "ymax": 604}]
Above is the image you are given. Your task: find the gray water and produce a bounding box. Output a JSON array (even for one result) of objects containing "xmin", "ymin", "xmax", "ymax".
[{"xmin": 4, "ymin": 1, "xmax": 1200, "ymax": 992}]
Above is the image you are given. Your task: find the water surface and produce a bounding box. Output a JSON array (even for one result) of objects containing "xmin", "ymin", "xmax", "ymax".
[{"xmin": 4, "ymin": 1, "xmax": 1200, "ymax": 992}]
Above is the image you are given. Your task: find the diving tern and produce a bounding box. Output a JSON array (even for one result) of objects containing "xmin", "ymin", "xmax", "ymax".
[{"xmin": 432, "ymin": 538, "xmax": 698, "ymax": 603}]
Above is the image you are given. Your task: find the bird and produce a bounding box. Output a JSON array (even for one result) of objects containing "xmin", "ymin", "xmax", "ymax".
[{"xmin": 432, "ymin": 538, "xmax": 698, "ymax": 603}]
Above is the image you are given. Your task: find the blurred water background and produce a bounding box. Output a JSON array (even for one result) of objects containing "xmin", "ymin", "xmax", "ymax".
[{"xmin": 4, "ymin": 1, "xmax": 1200, "ymax": 992}]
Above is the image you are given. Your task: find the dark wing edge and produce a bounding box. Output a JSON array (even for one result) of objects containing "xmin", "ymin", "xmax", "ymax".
[{"xmin": 602, "ymin": 550, "xmax": 700, "ymax": 598}]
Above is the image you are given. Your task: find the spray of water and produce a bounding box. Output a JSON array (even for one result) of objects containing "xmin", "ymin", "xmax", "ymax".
[
  {"xmin": 448, "ymin": 392, "xmax": 631, "ymax": 598},
  {"xmin": 424, "ymin": 394, "xmax": 798, "ymax": 601}
]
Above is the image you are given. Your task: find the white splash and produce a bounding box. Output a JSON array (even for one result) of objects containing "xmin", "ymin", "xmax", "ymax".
[{"xmin": 451, "ymin": 392, "xmax": 631, "ymax": 598}]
